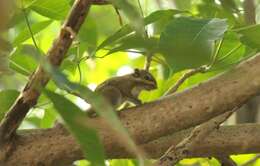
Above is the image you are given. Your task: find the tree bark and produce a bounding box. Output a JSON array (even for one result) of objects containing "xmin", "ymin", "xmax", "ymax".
[{"xmin": 3, "ymin": 124, "xmax": 260, "ymax": 166}]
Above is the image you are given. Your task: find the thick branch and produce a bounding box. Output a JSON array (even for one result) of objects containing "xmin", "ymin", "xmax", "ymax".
[
  {"xmin": 118, "ymin": 53, "xmax": 260, "ymax": 144},
  {"xmin": 0, "ymin": 0, "xmax": 92, "ymax": 143},
  {"xmin": 4, "ymin": 124, "xmax": 260, "ymax": 165},
  {"xmin": 152, "ymin": 110, "xmax": 236, "ymax": 165}
]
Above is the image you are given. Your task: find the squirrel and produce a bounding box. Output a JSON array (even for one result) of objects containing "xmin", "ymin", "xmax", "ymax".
[{"xmin": 87, "ymin": 68, "xmax": 157, "ymax": 117}]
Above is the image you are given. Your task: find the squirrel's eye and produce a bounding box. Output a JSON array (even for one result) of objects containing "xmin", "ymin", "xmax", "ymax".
[{"xmin": 144, "ymin": 75, "xmax": 150, "ymax": 80}]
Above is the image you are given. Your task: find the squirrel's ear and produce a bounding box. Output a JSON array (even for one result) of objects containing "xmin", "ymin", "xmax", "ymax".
[{"xmin": 133, "ymin": 68, "xmax": 140, "ymax": 77}]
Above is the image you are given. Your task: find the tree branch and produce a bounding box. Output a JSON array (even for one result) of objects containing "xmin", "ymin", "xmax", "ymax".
[
  {"xmin": 2, "ymin": 49, "xmax": 260, "ymax": 163},
  {"xmin": 243, "ymin": 0, "xmax": 256, "ymax": 24},
  {"xmin": 0, "ymin": 0, "xmax": 92, "ymax": 144},
  {"xmin": 3, "ymin": 124, "xmax": 260, "ymax": 165},
  {"xmin": 152, "ymin": 110, "xmax": 236, "ymax": 166},
  {"xmin": 165, "ymin": 66, "xmax": 207, "ymax": 95}
]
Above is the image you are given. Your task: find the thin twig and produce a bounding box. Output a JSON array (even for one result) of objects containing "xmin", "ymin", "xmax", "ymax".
[
  {"xmin": 152, "ymin": 108, "xmax": 237, "ymax": 166},
  {"xmin": 113, "ymin": 6, "xmax": 123, "ymax": 26},
  {"xmin": 210, "ymin": 39, "xmax": 224, "ymax": 67},
  {"xmin": 79, "ymin": 48, "xmax": 145, "ymax": 62},
  {"xmin": 21, "ymin": 6, "xmax": 40, "ymax": 53},
  {"xmin": 165, "ymin": 66, "xmax": 208, "ymax": 95},
  {"xmin": 137, "ymin": 0, "xmax": 144, "ymax": 17},
  {"xmin": 216, "ymin": 44, "xmax": 242, "ymax": 63},
  {"xmin": 75, "ymin": 41, "xmax": 82, "ymax": 83}
]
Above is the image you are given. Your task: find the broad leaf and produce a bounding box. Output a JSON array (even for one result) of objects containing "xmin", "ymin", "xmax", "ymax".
[
  {"xmin": 78, "ymin": 17, "xmax": 98, "ymax": 53},
  {"xmin": 212, "ymin": 32, "xmax": 245, "ymax": 71},
  {"xmin": 97, "ymin": 9, "xmax": 185, "ymax": 51},
  {"xmin": 235, "ymin": 24, "xmax": 260, "ymax": 49},
  {"xmin": 110, "ymin": 0, "xmax": 143, "ymax": 33},
  {"xmin": 105, "ymin": 34, "xmax": 158, "ymax": 55},
  {"xmin": 60, "ymin": 59, "xmax": 77, "ymax": 75},
  {"xmin": 13, "ymin": 20, "xmax": 52, "ymax": 45},
  {"xmin": 159, "ymin": 17, "xmax": 228, "ymax": 72},
  {"xmin": 28, "ymin": 0, "xmax": 70, "ymax": 20},
  {"xmin": 144, "ymin": 9, "xmax": 185, "ymax": 25},
  {"xmin": 9, "ymin": 45, "xmax": 40, "ymax": 76},
  {"xmin": 45, "ymin": 90, "xmax": 106, "ymax": 166},
  {"xmin": 0, "ymin": 90, "xmax": 20, "ymax": 120}
]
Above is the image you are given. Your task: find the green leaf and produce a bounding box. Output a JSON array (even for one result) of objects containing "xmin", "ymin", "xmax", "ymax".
[
  {"xmin": 26, "ymin": 116, "xmax": 41, "ymax": 127},
  {"xmin": 97, "ymin": 9, "xmax": 185, "ymax": 51},
  {"xmin": 235, "ymin": 24, "xmax": 260, "ymax": 49},
  {"xmin": 110, "ymin": 0, "xmax": 143, "ymax": 33},
  {"xmin": 105, "ymin": 34, "xmax": 158, "ymax": 55},
  {"xmin": 45, "ymin": 90, "xmax": 106, "ymax": 166},
  {"xmin": 9, "ymin": 45, "xmax": 40, "ymax": 76},
  {"xmin": 28, "ymin": 0, "xmax": 70, "ymax": 20},
  {"xmin": 96, "ymin": 25, "xmax": 132, "ymax": 51},
  {"xmin": 144, "ymin": 9, "xmax": 185, "ymax": 25},
  {"xmin": 78, "ymin": 17, "xmax": 98, "ymax": 53},
  {"xmin": 219, "ymin": 0, "xmax": 238, "ymax": 13},
  {"xmin": 159, "ymin": 17, "xmax": 228, "ymax": 72},
  {"xmin": 60, "ymin": 59, "xmax": 77, "ymax": 74},
  {"xmin": 148, "ymin": 9, "xmax": 186, "ymax": 35},
  {"xmin": 110, "ymin": 159, "xmax": 136, "ymax": 166},
  {"xmin": 40, "ymin": 108, "xmax": 57, "ymax": 128},
  {"xmin": 0, "ymin": 90, "xmax": 20, "ymax": 120},
  {"xmin": 212, "ymin": 32, "xmax": 245, "ymax": 71},
  {"xmin": 13, "ymin": 20, "xmax": 52, "ymax": 46},
  {"xmin": 174, "ymin": 0, "xmax": 192, "ymax": 10},
  {"xmin": 21, "ymin": 0, "xmax": 37, "ymax": 8}
]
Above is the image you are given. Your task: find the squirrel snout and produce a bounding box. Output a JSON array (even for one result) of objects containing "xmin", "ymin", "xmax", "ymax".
[{"xmin": 146, "ymin": 81, "xmax": 157, "ymax": 90}]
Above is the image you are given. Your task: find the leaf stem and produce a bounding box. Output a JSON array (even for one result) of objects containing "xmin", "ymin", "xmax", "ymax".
[
  {"xmin": 217, "ymin": 43, "xmax": 242, "ymax": 63},
  {"xmin": 21, "ymin": 2, "xmax": 40, "ymax": 53},
  {"xmin": 209, "ymin": 38, "xmax": 224, "ymax": 68}
]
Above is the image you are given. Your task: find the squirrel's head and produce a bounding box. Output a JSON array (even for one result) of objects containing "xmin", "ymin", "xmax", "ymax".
[{"xmin": 132, "ymin": 68, "xmax": 157, "ymax": 90}]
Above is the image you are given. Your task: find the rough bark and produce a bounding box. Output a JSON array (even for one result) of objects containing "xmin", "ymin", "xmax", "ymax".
[
  {"xmin": 3, "ymin": 124, "xmax": 260, "ymax": 166},
  {"xmin": 152, "ymin": 110, "xmax": 236, "ymax": 166}
]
